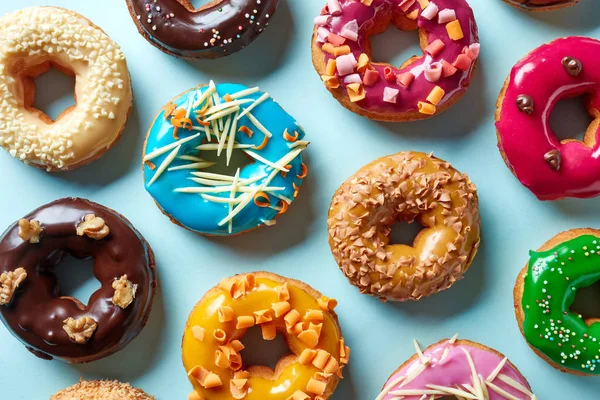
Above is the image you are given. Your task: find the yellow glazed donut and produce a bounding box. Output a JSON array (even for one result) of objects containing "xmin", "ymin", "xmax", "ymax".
[
  {"xmin": 51, "ymin": 379, "xmax": 154, "ymax": 399},
  {"xmin": 182, "ymin": 272, "xmax": 349, "ymax": 400},
  {"xmin": 328, "ymin": 152, "xmax": 480, "ymax": 302},
  {"xmin": 0, "ymin": 7, "xmax": 132, "ymax": 171}
]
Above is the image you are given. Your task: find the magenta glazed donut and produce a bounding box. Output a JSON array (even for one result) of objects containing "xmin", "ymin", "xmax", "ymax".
[
  {"xmin": 312, "ymin": 0, "xmax": 480, "ymax": 122},
  {"xmin": 496, "ymin": 37, "xmax": 600, "ymax": 201}
]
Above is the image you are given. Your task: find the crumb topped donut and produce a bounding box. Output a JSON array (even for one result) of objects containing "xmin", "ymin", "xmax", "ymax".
[
  {"xmin": 496, "ymin": 37, "xmax": 600, "ymax": 200},
  {"xmin": 503, "ymin": 0, "xmax": 579, "ymax": 11},
  {"xmin": 125, "ymin": 0, "xmax": 279, "ymax": 59},
  {"xmin": 51, "ymin": 379, "xmax": 154, "ymax": 400},
  {"xmin": 182, "ymin": 272, "xmax": 349, "ymax": 400},
  {"xmin": 0, "ymin": 198, "xmax": 156, "ymax": 363},
  {"xmin": 328, "ymin": 152, "xmax": 480, "ymax": 301},
  {"xmin": 312, "ymin": 0, "xmax": 480, "ymax": 121},
  {"xmin": 377, "ymin": 336, "xmax": 536, "ymax": 399},
  {"xmin": 143, "ymin": 81, "xmax": 308, "ymax": 236},
  {"xmin": 514, "ymin": 228, "xmax": 600, "ymax": 375},
  {"xmin": 0, "ymin": 7, "xmax": 132, "ymax": 171}
]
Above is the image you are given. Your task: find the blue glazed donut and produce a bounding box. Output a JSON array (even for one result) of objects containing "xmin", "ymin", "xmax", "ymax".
[{"xmin": 142, "ymin": 82, "xmax": 308, "ymax": 236}]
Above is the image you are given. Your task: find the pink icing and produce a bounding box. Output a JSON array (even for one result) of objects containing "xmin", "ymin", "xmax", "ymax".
[
  {"xmin": 496, "ymin": 37, "xmax": 600, "ymax": 200},
  {"xmin": 381, "ymin": 340, "xmax": 534, "ymax": 400},
  {"xmin": 314, "ymin": 0, "xmax": 479, "ymax": 114}
]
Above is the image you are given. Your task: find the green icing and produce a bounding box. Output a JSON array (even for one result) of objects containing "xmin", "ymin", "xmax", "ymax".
[{"xmin": 522, "ymin": 235, "xmax": 600, "ymax": 374}]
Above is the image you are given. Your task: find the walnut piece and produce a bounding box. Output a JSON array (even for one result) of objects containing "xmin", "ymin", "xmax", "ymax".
[
  {"xmin": 63, "ymin": 316, "xmax": 98, "ymax": 344},
  {"xmin": 0, "ymin": 267, "xmax": 27, "ymax": 306},
  {"xmin": 112, "ymin": 275, "xmax": 137, "ymax": 309},
  {"xmin": 18, "ymin": 219, "xmax": 42, "ymax": 243},
  {"xmin": 76, "ymin": 214, "xmax": 110, "ymax": 240}
]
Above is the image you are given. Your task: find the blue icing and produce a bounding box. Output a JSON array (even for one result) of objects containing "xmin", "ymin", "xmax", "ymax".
[{"xmin": 143, "ymin": 83, "xmax": 307, "ymax": 236}]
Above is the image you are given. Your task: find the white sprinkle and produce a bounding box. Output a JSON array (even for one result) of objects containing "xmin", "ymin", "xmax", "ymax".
[
  {"xmin": 243, "ymin": 149, "xmax": 288, "ymax": 172},
  {"xmin": 148, "ymin": 145, "xmax": 180, "ymax": 186},
  {"xmin": 143, "ymin": 133, "xmax": 200, "ymax": 162},
  {"xmin": 229, "ymin": 86, "xmax": 260, "ymax": 99},
  {"xmin": 237, "ymin": 92, "xmax": 270, "ymax": 120},
  {"xmin": 247, "ymin": 112, "xmax": 273, "ymax": 137},
  {"xmin": 167, "ymin": 162, "xmax": 215, "ymax": 171}
]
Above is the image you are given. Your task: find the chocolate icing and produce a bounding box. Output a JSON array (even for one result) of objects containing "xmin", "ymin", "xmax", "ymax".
[
  {"xmin": 126, "ymin": 0, "xmax": 279, "ymax": 58},
  {"xmin": 0, "ymin": 198, "xmax": 156, "ymax": 363}
]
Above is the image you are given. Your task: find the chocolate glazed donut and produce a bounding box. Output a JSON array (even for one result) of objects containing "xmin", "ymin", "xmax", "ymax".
[
  {"xmin": 0, "ymin": 198, "xmax": 156, "ymax": 363},
  {"xmin": 125, "ymin": 0, "xmax": 279, "ymax": 59}
]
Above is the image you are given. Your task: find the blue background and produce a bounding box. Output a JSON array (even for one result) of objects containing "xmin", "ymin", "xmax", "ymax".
[{"xmin": 1, "ymin": 0, "xmax": 600, "ymax": 398}]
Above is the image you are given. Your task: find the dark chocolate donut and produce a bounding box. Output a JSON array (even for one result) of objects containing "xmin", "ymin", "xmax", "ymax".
[
  {"xmin": 125, "ymin": 0, "xmax": 279, "ymax": 59},
  {"xmin": 0, "ymin": 198, "xmax": 156, "ymax": 363}
]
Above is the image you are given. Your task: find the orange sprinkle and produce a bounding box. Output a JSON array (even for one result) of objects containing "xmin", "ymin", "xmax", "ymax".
[
  {"xmin": 236, "ymin": 316, "xmax": 255, "ymax": 329},
  {"xmin": 173, "ymin": 127, "xmax": 180, "ymax": 140},
  {"xmin": 278, "ymin": 200, "xmax": 289, "ymax": 215},
  {"xmin": 253, "ymin": 192, "xmax": 270, "ymax": 208},
  {"xmin": 163, "ymin": 102, "xmax": 177, "ymax": 119},
  {"xmin": 276, "ymin": 282, "xmax": 290, "ymax": 301},
  {"xmin": 144, "ymin": 160, "xmax": 156, "ymax": 170},
  {"xmin": 239, "ymin": 125, "xmax": 254, "ymax": 138},
  {"xmin": 298, "ymin": 329, "xmax": 319, "ymax": 348},
  {"xmin": 293, "ymin": 182, "xmax": 299, "ymax": 198},
  {"xmin": 271, "ymin": 301, "xmax": 291, "ymax": 318},
  {"xmin": 213, "ymin": 329, "xmax": 227, "ymax": 344},
  {"xmin": 297, "ymin": 163, "xmax": 308, "ymax": 179},
  {"xmin": 299, "ymin": 349, "xmax": 317, "ymax": 365},
  {"xmin": 195, "ymin": 116, "xmax": 210, "ymax": 127},
  {"xmin": 223, "ymin": 94, "xmax": 233, "ymax": 102},
  {"xmin": 253, "ymin": 135, "xmax": 269, "ymax": 150},
  {"xmin": 283, "ymin": 128, "xmax": 299, "ymax": 142},
  {"xmin": 261, "ymin": 322, "xmax": 276, "ymax": 341},
  {"xmin": 280, "ymin": 164, "xmax": 292, "ymax": 178}
]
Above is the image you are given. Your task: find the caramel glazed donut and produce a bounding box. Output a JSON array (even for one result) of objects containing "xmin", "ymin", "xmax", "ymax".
[
  {"xmin": 328, "ymin": 152, "xmax": 480, "ymax": 301},
  {"xmin": 51, "ymin": 379, "xmax": 154, "ymax": 400},
  {"xmin": 503, "ymin": 0, "xmax": 579, "ymax": 11},
  {"xmin": 0, "ymin": 7, "xmax": 132, "ymax": 171},
  {"xmin": 0, "ymin": 198, "xmax": 156, "ymax": 363},
  {"xmin": 126, "ymin": 0, "xmax": 279, "ymax": 59},
  {"xmin": 182, "ymin": 272, "xmax": 349, "ymax": 400}
]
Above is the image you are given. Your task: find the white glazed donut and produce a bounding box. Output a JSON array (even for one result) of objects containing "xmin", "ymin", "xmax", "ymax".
[{"xmin": 0, "ymin": 6, "xmax": 132, "ymax": 171}]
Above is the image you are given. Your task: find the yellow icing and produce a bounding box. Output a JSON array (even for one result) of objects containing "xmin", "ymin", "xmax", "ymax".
[{"xmin": 182, "ymin": 274, "xmax": 345, "ymax": 399}]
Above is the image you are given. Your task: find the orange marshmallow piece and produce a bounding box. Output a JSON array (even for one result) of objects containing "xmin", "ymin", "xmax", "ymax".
[
  {"xmin": 426, "ymin": 86, "xmax": 446, "ymax": 105},
  {"xmin": 446, "ymin": 20, "xmax": 464, "ymax": 41},
  {"xmin": 418, "ymin": 102, "xmax": 436, "ymax": 115}
]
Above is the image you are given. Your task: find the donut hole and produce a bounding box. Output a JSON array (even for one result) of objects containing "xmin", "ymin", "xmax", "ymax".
[
  {"xmin": 549, "ymin": 94, "xmax": 596, "ymax": 146},
  {"xmin": 388, "ymin": 219, "xmax": 424, "ymax": 246},
  {"xmin": 369, "ymin": 18, "xmax": 423, "ymax": 68},
  {"xmin": 570, "ymin": 280, "xmax": 600, "ymax": 326},
  {"xmin": 188, "ymin": 0, "xmax": 218, "ymax": 10},
  {"xmin": 239, "ymin": 325, "xmax": 291, "ymax": 371},
  {"xmin": 12, "ymin": 60, "xmax": 77, "ymax": 123},
  {"xmin": 53, "ymin": 253, "xmax": 100, "ymax": 308},
  {"xmin": 200, "ymin": 144, "xmax": 253, "ymax": 177}
]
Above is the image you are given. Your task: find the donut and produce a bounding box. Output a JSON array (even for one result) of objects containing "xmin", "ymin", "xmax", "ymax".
[
  {"xmin": 0, "ymin": 198, "xmax": 156, "ymax": 363},
  {"xmin": 514, "ymin": 228, "xmax": 600, "ymax": 375},
  {"xmin": 328, "ymin": 151, "xmax": 480, "ymax": 301},
  {"xmin": 376, "ymin": 336, "xmax": 536, "ymax": 399},
  {"xmin": 182, "ymin": 272, "xmax": 349, "ymax": 400},
  {"xmin": 51, "ymin": 379, "xmax": 154, "ymax": 400},
  {"xmin": 311, "ymin": 0, "xmax": 480, "ymax": 122},
  {"xmin": 495, "ymin": 37, "xmax": 600, "ymax": 201},
  {"xmin": 125, "ymin": 0, "xmax": 279, "ymax": 59},
  {"xmin": 502, "ymin": 0, "xmax": 579, "ymax": 11},
  {"xmin": 0, "ymin": 7, "xmax": 132, "ymax": 171},
  {"xmin": 143, "ymin": 81, "xmax": 308, "ymax": 236}
]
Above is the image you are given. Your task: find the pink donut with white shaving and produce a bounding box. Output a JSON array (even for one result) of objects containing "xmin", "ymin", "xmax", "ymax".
[
  {"xmin": 377, "ymin": 338, "xmax": 536, "ymax": 400},
  {"xmin": 312, "ymin": 0, "xmax": 480, "ymax": 122}
]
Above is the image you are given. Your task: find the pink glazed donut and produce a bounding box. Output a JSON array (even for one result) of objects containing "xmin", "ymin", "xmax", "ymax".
[
  {"xmin": 496, "ymin": 37, "xmax": 600, "ymax": 200},
  {"xmin": 312, "ymin": 0, "xmax": 480, "ymax": 122},
  {"xmin": 376, "ymin": 338, "xmax": 536, "ymax": 400}
]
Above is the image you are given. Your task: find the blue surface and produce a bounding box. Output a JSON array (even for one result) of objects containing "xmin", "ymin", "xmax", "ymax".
[
  {"xmin": 143, "ymin": 83, "xmax": 306, "ymax": 235},
  {"xmin": 1, "ymin": 0, "xmax": 600, "ymax": 398}
]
